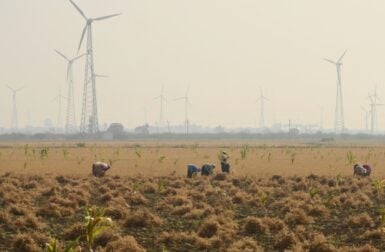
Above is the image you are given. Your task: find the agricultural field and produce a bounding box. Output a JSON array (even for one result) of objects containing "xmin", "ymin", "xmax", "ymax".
[{"xmin": 1, "ymin": 140, "xmax": 385, "ymax": 251}]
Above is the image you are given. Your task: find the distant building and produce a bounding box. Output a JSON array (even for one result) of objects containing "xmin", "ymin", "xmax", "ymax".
[{"xmin": 134, "ymin": 124, "xmax": 149, "ymax": 135}]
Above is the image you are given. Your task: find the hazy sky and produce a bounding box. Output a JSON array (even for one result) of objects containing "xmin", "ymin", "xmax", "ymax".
[{"xmin": 1, "ymin": 0, "xmax": 385, "ymax": 129}]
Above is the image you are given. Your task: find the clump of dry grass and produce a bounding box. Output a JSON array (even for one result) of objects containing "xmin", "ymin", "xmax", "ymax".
[
  {"xmin": 263, "ymin": 217, "xmax": 286, "ymax": 231},
  {"xmin": 285, "ymin": 208, "xmax": 314, "ymax": 225},
  {"xmin": 14, "ymin": 214, "xmax": 44, "ymax": 230},
  {"xmin": 243, "ymin": 217, "xmax": 268, "ymax": 235},
  {"xmin": 361, "ymin": 229, "xmax": 383, "ymax": 240},
  {"xmin": 198, "ymin": 218, "xmax": 219, "ymax": 238},
  {"xmin": 227, "ymin": 237, "xmax": 263, "ymax": 252},
  {"xmin": 12, "ymin": 233, "xmax": 40, "ymax": 252},
  {"xmin": 104, "ymin": 205, "xmax": 128, "ymax": 220},
  {"xmin": 232, "ymin": 191, "xmax": 248, "ymax": 204},
  {"xmin": 348, "ymin": 213, "xmax": 374, "ymax": 228},
  {"xmin": 63, "ymin": 223, "xmax": 85, "ymax": 240},
  {"xmin": 126, "ymin": 193, "xmax": 148, "ymax": 206},
  {"xmin": 157, "ymin": 231, "xmax": 210, "ymax": 250},
  {"xmin": 105, "ymin": 235, "xmax": 145, "ymax": 252},
  {"xmin": 94, "ymin": 229, "xmax": 119, "ymax": 248},
  {"xmin": 171, "ymin": 205, "xmax": 192, "ymax": 216},
  {"xmin": 274, "ymin": 228, "xmax": 298, "ymax": 250},
  {"xmin": 124, "ymin": 208, "xmax": 163, "ymax": 228},
  {"xmin": 306, "ymin": 233, "xmax": 335, "ymax": 251}
]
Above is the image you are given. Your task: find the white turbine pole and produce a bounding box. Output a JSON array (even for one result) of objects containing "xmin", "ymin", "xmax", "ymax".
[
  {"xmin": 368, "ymin": 86, "xmax": 383, "ymax": 134},
  {"xmin": 256, "ymin": 88, "xmax": 269, "ymax": 129},
  {"xmin": 175, "ymin": 87, "xmax": 190, "ymax": 135},
  {"xmin": 55, "ymin": 50, "xmax": 85, "ymax": 134},
  {"xmin": 153, "ymin": 86, "xmax": 166, "ymax": 127},
  {"xmin": 6, "ymin": 85, "xmax": 24, "ymax": 131},
  {"xmin": 69, "ymin": 0, "xmax": 121, "ymax": 134},
  {"xmin": 324, "ymin": 50, "xmax": 346, "ymax": 133}
]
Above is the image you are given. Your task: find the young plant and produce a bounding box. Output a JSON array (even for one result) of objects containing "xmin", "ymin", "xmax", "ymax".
[
  {"xmin": 157, "ymin": 179, "xmax": 167, "ymax": 193},
  {"xmin": 135, "ymin": 149, "xmax": 142, "ymax": 159},
  {"xmin": 267, "ymin": 152, "xmax": 272, "ymax": 161},
  {"xmin": 258, "ymin": 192, "xmax": 269, "ymax": 215},
  {"xmin": 40, "ymin": 148, "xmax": 49, "ymax": 159},
  {"xmin": 373, "ymin": 179, "xmax": 385, "ymax": 199},
  {"xmin": 46, "ymin": 238, "xmax": 79, "ymax": 252},
  {"xmin": 62, "ymin": 149, "xmax": 69, "ymax": 159},
  {"xmin": 158, "ymin": 156, "xmax": 166, "ymax": 163},
  {"xmin": 24, "ymin": 144, "xmax": 29, "ymax": 156},
  {"xmin": 336, "ymin": 173, "xmax": 342, "ymax": 187},
  {"xmin": 291, "ymin": 153, "xmax": 296, "ymax": 165},
  {"xmin": 308, "ymin": 187, "xmax": 319, "ymax": 200},
  {"xmin": 84, "ymin": 207, "xmax": 112, "ymax": 251},
  {"xmin": 346, "ymin": 151, "xmax": 356, "ymax": 166},
  {"xmin": 240, "ymin": 145, "xmax": 249, "ymax": 160}
]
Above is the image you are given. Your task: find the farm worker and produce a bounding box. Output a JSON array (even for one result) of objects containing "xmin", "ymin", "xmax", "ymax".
[
  {"xmin": 353, "ymin": 164, "xmax": 368, "ymax": 176},
  {"xmin": 92, "ymin": 162, "xmax": 110, "ymax": 177},
  {"xmin": 363, "ymin": 164, "xmax": 372, "ymax": 176},
  {"xmin": 201, "ymin": 163, "xmax": 216, "ymax": 176},
  {"xmin": 187, "ymin": 164, "xmax": 201, "ymax": 178},
  {"xmin": 219, "ymin": 150, "xmax": 230, "ymax": 173}
]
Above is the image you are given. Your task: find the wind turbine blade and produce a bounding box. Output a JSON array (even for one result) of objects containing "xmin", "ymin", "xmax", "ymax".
[
  {"xmin": 72, "ymin": 53, "xmax": 86, "ymax": 62},
  {"xmin": 337, "ymin": 50, "xmax": 347, "ymax": 63},
  {"xmin": 6, "ymin": 85, "xmax": 14, "ymax": 91},
  {"xmin": 77, "ymin": 25, "xmax": 87, "ymax": 53},
  {"xmin": 323, "ymin": 58, "xmax": 336, "ymax": 64},
  {"xmin": 69, "ymin": 0, "xmax": 87, "ymax": 20},
  {"xmin": 54, "ymin": 50, "xmax": 69, "ymax": 61},
  {"xmin": 93, "ymin": 13, "xmax": 122, "ymax": 21}
]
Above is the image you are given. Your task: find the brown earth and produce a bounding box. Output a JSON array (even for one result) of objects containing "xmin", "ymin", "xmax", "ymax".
[{"xmin": 0, "ymin": 141, "xmax": 384, "ymax": 251}]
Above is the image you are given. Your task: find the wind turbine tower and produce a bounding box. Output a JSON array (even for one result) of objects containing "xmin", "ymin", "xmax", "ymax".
[
  {"xmin": 69, "ymin": 0, "xmax": 121, "ymax": 134},
  {"xmin": 324, "ymin": 51, "xmax": 347, "ymax": 133},
  {"xmin": 55, "ymin": 50, "xmax": 84, "ymax": 133},
  {"xmin": 175, "ymin": 87, "xmax": 191, "ymax": 135},
  {"xmin": 154, "ymin": 86, "xmax": 167, "ymax": 127},
  {"xmin": 368, "ymin": 87, "xmax": 383, "ymax": 133},
  {"xmin": 7, "ymin": 85, "xmax": 24, "ymax": 130},
  {"xmin": 256, "ymin": 88, "xmax": 269, "ymax": 129}
]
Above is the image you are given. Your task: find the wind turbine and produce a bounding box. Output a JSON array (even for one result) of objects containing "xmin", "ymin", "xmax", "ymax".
[
  {"xmin": 6, "ymin": 85, "xmax": 25, "ymax": 130},
  {"xmin": 51, "ymin": 87, "xmax": 67, "ymax": 129},
  {"xmin": 153, "ymin": 86, "xmax": 167, "ymax": 127},
  {"xmin": 324, "ymin": 50, "xmax": 347, "ymax": 133},
  {"xmin": 68, "ymin": 0, "xmax": 121, "ymax": 134},
  {"xmin": 175, "ymin": 86, "xmax": 191, "ymax": 135},
  {"xmin": 256, "ymin": 87, "xmax": 269, "ymax": 129},
  {"xmin": 55, "ymin": 49, "xmax": 85, "ymax": 134},
  {"xmin": 368, "ymin": 86, "xmax": 383, "ymax": 134}
]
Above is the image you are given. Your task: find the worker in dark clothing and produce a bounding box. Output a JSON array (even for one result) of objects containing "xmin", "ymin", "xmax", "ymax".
[
  {"xmin": 187, "ymin": 164, "xmax": 201, "ymax": 178},
  {"xmin": 201, "ymin": 163, "xmax": 216, "ymax": 176}
]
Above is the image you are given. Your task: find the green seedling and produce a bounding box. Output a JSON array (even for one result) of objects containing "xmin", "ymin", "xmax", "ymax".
[{"xmin": 84, "ymin": 207, "xmax": 112, "ymax": 251}]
